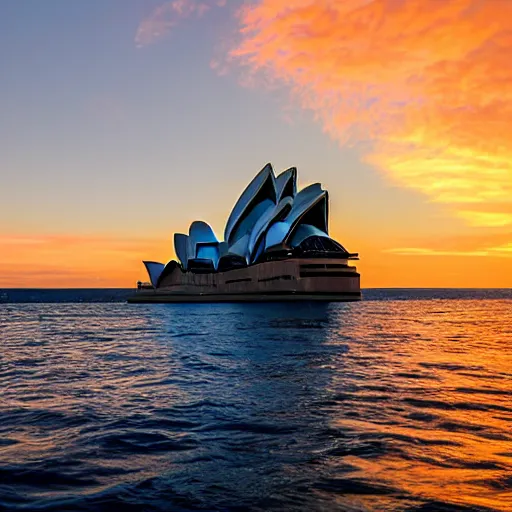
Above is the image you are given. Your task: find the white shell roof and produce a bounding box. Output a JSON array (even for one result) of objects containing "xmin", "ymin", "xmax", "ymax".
[
  {"xmin": 248, "ymin": 197, "xmax": 293, "ymax": 263},
  {"xmin": 224, "ymin": 163, "xmax": 276, "ymax": 244},
  {"xmin": 184, "ymin": 221, "xmax": 220, "ymax": 269},
  {"xmin": 225, "ymin": 233, "xmax": 250, "ymax": 263},
  {"xmin": 189, "ymin": 221, "xmax": 218, "ymax": 245},
  {"xmin": 275, "ymin": 167, "xmax": 297, "ymax": 201},
  {"xmin": 289, "ymin": 224, "xmax": 328, "ymax": 247},
  {"xmin": 174, "ymin": 233, "xmax": 189, "ymax": 270},
  {"xmin": 283, "ymin": 184, "xmax": 328, "ymax": 240},
  {"xmin": 143, "ymin": 261, "xmax": 165, "ymax": 288},
  {"xmin": 264, "ymin": 222, "xmax": 292, "ymax": 251},
  {"xmin": 260, "ymin": 184, "xmax": 328, "ymax": 252},
  {"xmin": 144, "ymin": 163, "xmax": 347, "ymax": 284}
]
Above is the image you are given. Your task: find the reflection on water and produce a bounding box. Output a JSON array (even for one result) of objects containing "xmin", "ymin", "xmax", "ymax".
[{"xmin": 0, "ymin": 298, "xmax": 511, "ymax": 511}]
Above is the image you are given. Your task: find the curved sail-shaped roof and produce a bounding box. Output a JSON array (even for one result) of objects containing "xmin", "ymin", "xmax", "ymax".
[
  {"xmin": 289, "ymin": 224, "xmax": 328, "ymax": 248},
  {"xmin": 248, "ymin": 197, "xmax": 293, "ymax": 263},
  {"xmin": 225, "ymin": 233, "xmax": 250, "ymax": 263},
  {"xmin": 263, "ymin": 184, "xmax": 328, "ymax": 251},
  {"xmin": 174, "ymin": 233, "xmax": 189, "ymax": 270},
  {"xmin": 156, "ymin": 260, "xmax": 183, "ymax": 287},
  {"xmin": 293, "ymin": 233, "xmax": 349, "ymax": 255},
  {"xmin": 219, "ymin": 241, "xmax": 229, "ymax": 258},
  {"xmin": 230, "ymin": 198, "xmax": 275, "ymax": 247},
  {"xmin": 143, "ymin": 261, "xmax": 165, "ymax": 288},
  {"xmin": 284, "ymin": 184, "xmax": 328, "ymax": 241},
  {"xmin": 189, "ymin": 221, "xmax": 218, "ymax": 246},
  {"xmin": 187, "ymin": 221, "xmax": 220, "ymax": 268},
  {"xmin": 275, "ymin": 167, "xmax": 296, "ymax": 201},
  {"xmin": 265, "ymin": 221, "xmax": 292, "ymax": 252},
  {"xmin": 139, "ymin": 163, "xmax": 353, "ymax": 284},
  {"xmin": 224, "ymin": 163, "xmax": 277, "ymax": 245}
]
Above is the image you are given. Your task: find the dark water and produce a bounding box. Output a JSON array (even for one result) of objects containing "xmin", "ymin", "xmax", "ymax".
[
  {"xmin": 1, "ymin": 290, "xmax": 511, "ymax": 511},
  {"xmin": 2, "ymin": 288, "xmax": 512, "ymax": 303}
]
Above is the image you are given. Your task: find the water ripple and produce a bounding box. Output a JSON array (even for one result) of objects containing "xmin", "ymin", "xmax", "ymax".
[{"xmin": 0, "ymin": 296, "xmax": 511, "ymax": 511}]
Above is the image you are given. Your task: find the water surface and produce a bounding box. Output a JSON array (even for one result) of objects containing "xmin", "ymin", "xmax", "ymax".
[{"xmin": 1, "ymin": 290, "xmax": 511, "ymax": 511}]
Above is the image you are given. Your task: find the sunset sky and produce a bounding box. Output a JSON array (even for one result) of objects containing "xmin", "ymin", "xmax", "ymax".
[{"xmin": 1, "ymin": 0, "xmax": 511, "ymax": 288}]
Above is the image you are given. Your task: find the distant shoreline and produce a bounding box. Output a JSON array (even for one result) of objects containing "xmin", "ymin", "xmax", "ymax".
[
  {"xmin": 2, "ymin": 288, "xmax": 511, "ymax": 304},
  {"xmin": 1, "ymin": 287, "xmax": 511, "ymax": 291}
]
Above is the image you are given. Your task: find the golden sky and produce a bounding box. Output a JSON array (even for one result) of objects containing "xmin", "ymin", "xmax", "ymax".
[{"xmin": 2, "ymin": 0, "xmax": 511, "ymax": 288}]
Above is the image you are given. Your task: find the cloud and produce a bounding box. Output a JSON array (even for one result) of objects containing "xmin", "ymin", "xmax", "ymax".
[
  {"xmin": 135, "ymin": 0, "xmax": 226, "ymax": 47},
  {"xmin": 223, "ymin": 0, "xmax": 512, "ymax": 228},
  {"xmin": 136, "ymin": 0, "xmax": 511, "ymax": 232},
  {"xmin": 385, "ymin": 245, "xmax": 512, "ymax": 258},
  {"xmin": 385, "ymin": 248, "xmax": 490, "ymax": 257},
  {"xmin": 490, "ymin": 242, "xmax": 512, "ymax": 254},
  {"xmin": 457, "ymin": 211, "xmax": 512, "ymax": 228},
  {"xmin": 384, "ymin": 231, "xmax": 512, "ymax": 258}
]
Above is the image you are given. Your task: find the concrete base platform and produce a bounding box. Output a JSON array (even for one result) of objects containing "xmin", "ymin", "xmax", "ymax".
[{"xmin": 128, "ymin": 291, "xmax": 362, "ymax": 303}]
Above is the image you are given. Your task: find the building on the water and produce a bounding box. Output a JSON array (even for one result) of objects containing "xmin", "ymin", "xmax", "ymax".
[{"xmin": 129, "ymin": 163, "xmax": 360, "ymax": 302}]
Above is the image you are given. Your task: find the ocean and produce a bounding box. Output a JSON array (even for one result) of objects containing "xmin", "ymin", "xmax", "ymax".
[{"xmin": 0, "ymin": 289, "xmax": 511, "ymax": 511}]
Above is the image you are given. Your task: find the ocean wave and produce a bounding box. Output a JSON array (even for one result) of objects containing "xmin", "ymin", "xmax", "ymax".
[{"xmin": 0, "ymin": 297, "xmax": 511, "ymax": 511}]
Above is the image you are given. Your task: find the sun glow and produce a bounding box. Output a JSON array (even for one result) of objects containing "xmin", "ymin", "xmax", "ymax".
[{"xmin": 3, "ymin": 1, "xmax": 512, "ymax": 288}]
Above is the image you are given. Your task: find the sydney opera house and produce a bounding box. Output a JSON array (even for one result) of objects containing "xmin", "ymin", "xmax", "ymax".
[{"xmin": 129, "ymin": 164, "xmax": 360, "ymax": 302}]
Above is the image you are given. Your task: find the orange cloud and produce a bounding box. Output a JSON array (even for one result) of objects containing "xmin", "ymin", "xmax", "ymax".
[
  {"xmin": 384, "ymin": 248, "xmax": 489, "ymax": 257},
  {"xmin": 385, "ymin": 246, "xmax": 512, "ymax": 258},
  {"xmin": 135, "ymin": 1, "xmax": 511, "ymax": 230},
  {"xmin": 457, "ymin": 211, "xmax": 512, "ymax": 228},
  {"xmin": 135, "ymin": 0, "xmax": 225, "ymax": 47},
  {"xmin": 383, "ymin": 229, "xmax": 512, "ymax": 257},
  {"xmin": 225, "ymin": 0, "xmax": 512, "ymax": 228}
]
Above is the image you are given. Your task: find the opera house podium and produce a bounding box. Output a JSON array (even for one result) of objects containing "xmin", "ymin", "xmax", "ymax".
[{"xmin": 128, "ymin": 164, "xmax": 360, "ymax": 303}]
